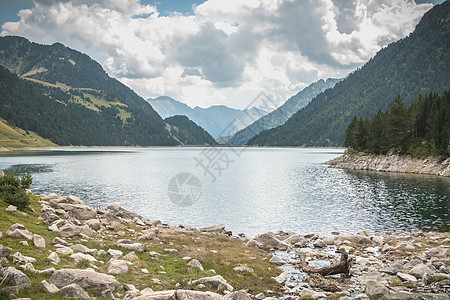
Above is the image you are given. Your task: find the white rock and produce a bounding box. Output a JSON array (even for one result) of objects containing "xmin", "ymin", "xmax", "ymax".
[{"xmin": 48, "ymin": 252, "xmax": 60, "ymax": 265}]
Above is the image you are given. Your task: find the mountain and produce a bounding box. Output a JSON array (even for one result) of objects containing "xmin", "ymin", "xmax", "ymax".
[
  {"xmin": 0, "ymin": 36, "xmax": 179, "ymax": 146},
  {"xmin": 248, "ymin": 2, "xmax": 450, "ymax": 147},
  {"xmin": 228, "ymin": 78, "xmax": 341, "ymax": 145},
  {"xmin": 165, "ymin": 115, "xmax": 217, "ymax": 145},
  {"xmin": 147, "ymin": 97, "xmax": 269, "ymax": 139}
]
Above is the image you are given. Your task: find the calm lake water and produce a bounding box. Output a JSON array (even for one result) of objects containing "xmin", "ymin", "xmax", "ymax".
[{"xmin": 0, "ymin": 147, "xmax": 448, "ymax": 237}]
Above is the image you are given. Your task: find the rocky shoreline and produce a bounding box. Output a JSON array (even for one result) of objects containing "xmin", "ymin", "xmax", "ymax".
[
  {"xmin": 326, "ymin": 153, "xmax": 450, "ymax": 177},
  {"xmin": 0, "ymin": 192, "xmax": 449, "ymax": 299}
]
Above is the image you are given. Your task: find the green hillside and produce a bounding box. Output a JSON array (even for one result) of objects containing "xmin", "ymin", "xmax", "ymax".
[
  {"xmin": 0, "ymin": 118, "xmax": 56, "ymax": 149},
  {"xmin": 248, "ymin": 1, "xmax": 450, "ymax": 147},
  {"xmin": 165, "ymin": 115, "xmax": 218, "ymax": 145},
  {"xmin": 0, "ymin": 36, "xmax": 177, "ymax": 146}
]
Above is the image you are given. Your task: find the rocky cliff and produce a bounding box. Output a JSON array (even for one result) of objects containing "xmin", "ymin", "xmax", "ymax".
[{"xmin": 326, "ymin": 153, "xmax": 450, "ymax": 177}]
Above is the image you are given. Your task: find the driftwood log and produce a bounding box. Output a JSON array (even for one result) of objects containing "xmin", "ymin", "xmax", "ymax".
[{"xmin": 296, "ymin": 249, "xmax": 353, "ymax": 277}]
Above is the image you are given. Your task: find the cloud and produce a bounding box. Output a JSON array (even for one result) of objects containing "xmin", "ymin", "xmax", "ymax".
[{"xmin": 1, "ymin": 0, "xmax": 433, "ymax": 109}]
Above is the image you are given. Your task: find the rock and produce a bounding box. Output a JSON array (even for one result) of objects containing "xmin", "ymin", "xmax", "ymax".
[
  {"xmin": 313, "ymin": 239, "xmax": 327, "ymax": 248},
  {"xmin": 253, "ymin": 232, "xmax": 291, "ymax": 250},
  {"xmin": 107, "ymin": 249, "xmax": 123, "ymax": 260},
  {"xmin": 12, "ymin": 252, "xmax": 36, "ymax": 264},
  {"xmin": 6, "ymin": 205, "xmax": 17, "ymax": 212},
  {"xmin": 246, "ymin": 239, "xmax": 264, "ymax": 248},
  {"xmin": 163, "ymin": 248, "xmax": 178, "ymax": 253},
  {"xmin": 48, "ymin": 224, "xmax": 60, "ymax": 232},
  {"xmin": 365, "ymin": 280, "xmax": 389, "ymax": 298},
  {"xmin": 59, "ymin": 224, "xmax": 81, "ymax": 238},
  {"xmin": 371, "ymin": 235, "xmax": 384, "ymax": 245},
  {"xmin": 38, "ymin": 268, "xmax": 56, "ymax": 276},
  {"xmin": 6, "ymin": 223, "xmax": 33, "ymax": 240},
  {"xmin": 149, "ymin": 251, "xmax": 163, "ymax": 257},
  {"xmin": 337, "ymin": 234, "xmax": 372, "ymax": 245},
  {"xmin": 409, "ymin": 264, "xmax": 433, "ymax": 279},
  {"xmin": 397, "ymin": 272, "xmax": 418, "ymax": 283},
  {"xmin": 192, "ymin": 275, "xmax": 234, "ymax": 291},
  {"xmin": 0, "ymin": 267, "xmax": 31, "ymax": 289},
  {"xmin": 123, "ymin": 252, "xmax": 139, "ymax": 262},
  {"xmin": 0, "ymin": 244, "xmax": 12, "ymax": 257},
  {"xmin": 233, "ymin": 266, "xmax": 254, "ymax": 272},
  {"xmin": 33, "ymin": 234, "xmax": 46, "ymax": 248},
  {"xmin": 187, "ymin": 259, "xmax": 204, "ymax": 271},
  {"xmin": 269, "ymin": 256, "xmax": 286, "ymax": 264},
  {"xmin": 50, "ymin": 268, "xmax": 120, "ymax": 296},
  {"xmin": 382, "ymin": 244, "xmax": 395, "ymax": 252},
  {"xmin": 71, "ymin": 244, "xmax": 90, "ymax": 253},
  {"xmin": 19, "ymin": 241, "xmax": 28, "ymax": 246},
  {"xmin": 199, "ymin": 224, "xmax": 226, "ymax": 233},
  {"xmin": 80, "ymin": 225, "xmax": 97, "ymax": 237},
  {"xmin": 128, "ymin": 289, "xmax": 223, "ymax": 300},
  {"xmin": 424, "ymin": 273, "xmax": 450, "ymax": 284},
  {"xmin": 85, "ymin": 219, "xmax": 101, "ymax": 231},
  {"xmin": 425, "ymin": 246, "xmax": 449, "ymax": 258},
  {"xmin": 59, "ymin": 283, "xmax": 90, "ymax": 299},
  {"xmin": 70, "ymin": 253, "xmax": 98, "ymax": 263},
  {"xmin": 48, "ymin": 252, "xmax": 60, "ymax": 265},
  {"xmin": 380, "ymin": 262, "xmax": 403, "ymax": 275},
  {"xmin": 56, "ymin": 247, "xmax": 74, "ymax": 255},
  {"xmin": 20, "ymin": 263, "xmax": 35, "ymax": 272},
  {"xmin": 117, "ymin": 239, "xmax": 146, "ymax": 252},
  {"xmin": 273, "ymin": 272, "xmax": 289, "ymax": 284},
  {"xmin": 39, "ymin": 280, "xmax": 60, "ymax": 293},
  {"xmin": 298, "ymin": 288, "xmax": 327, "ymax": 299},
  {"xmin": 108, "ymin": 259, "xmax": 129, "ymax": 275}
]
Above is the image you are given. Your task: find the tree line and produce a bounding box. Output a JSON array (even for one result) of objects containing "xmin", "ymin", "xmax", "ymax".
[{"xmin": 345, "ymin": 91, "xmax": 449, "ymax": 157}]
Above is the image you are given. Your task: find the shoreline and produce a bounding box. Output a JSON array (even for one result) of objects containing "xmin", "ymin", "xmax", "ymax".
[
  {"xmin": 326, "ymin": 152, "xmax": 450, "ymax": 177},
  {"xmin": 0, "ymin": 190, "xmax": 449, "ymax": 299}
]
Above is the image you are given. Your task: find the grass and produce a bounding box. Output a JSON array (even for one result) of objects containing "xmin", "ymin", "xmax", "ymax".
[
  {"xmin": 0, "ymin": 194, "xmax": 282, "ymax": 299},
  {"xmin": 0, "ymin": 118, "xmax": 57, "ymax": 149}
]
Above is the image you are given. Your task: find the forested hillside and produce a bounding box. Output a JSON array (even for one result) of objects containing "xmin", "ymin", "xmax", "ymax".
[
  {"xmin": 248, "ymin": 1, "xmax": 450, "ymax": 147},
  {"xmin": 0, "ymin": 36, "xmax": 180, "ymax": 146},
  {"xmin": 165, "ymin": 115, "xmax": 217, "ymax": 145},
  {"xmin": 345, "ymin": 91, "xmax": 449, "ymax": 157},
  {"xmin": 228, "ymin": 78, "xmax": 341, "ymax": 145},
  {"xmin": 0, "ymin": 67, "xmax": 176, "ymax": 146}
]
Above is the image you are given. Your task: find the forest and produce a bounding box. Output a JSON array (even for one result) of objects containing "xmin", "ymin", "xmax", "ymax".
[{"xmin": 345, "ymin": 91, "xmax": 449, "ymax": 157}]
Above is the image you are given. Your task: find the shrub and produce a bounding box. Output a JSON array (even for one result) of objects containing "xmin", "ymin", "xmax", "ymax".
[{"xmin": 0, "ymin": 170, "xmax": 32, "ymax": 208}]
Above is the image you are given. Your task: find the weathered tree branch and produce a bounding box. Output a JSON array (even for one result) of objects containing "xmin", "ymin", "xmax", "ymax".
[{"xmin": 296, "ymin": 250, "xmax": 353, "ymax": 277}]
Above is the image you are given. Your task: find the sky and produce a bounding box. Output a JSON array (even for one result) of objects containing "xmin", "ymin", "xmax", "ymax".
[{"xmin": 0, "ymin": 0, "xmax": 445, "ymax": 109}]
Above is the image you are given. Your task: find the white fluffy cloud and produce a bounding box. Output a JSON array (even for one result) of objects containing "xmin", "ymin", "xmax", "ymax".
[{"xmin": 1, "ymin": 0, "xmax": 433, "ymax": 109}]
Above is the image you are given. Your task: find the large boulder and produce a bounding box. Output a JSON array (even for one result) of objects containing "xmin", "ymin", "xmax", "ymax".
[
  {"xmin": 117, "ymin": 239, "xmax": 146, "ymax": 253},
  {"xmin": 108, "ymin": 259, "xmax": 129, "ymax": 275},
  {"xmin": 12, "ymin": 252, "xmax": 36, "ymax": 264},
  {"xmin": 0, "ymin": 244, "xmax": 12, "ymax": 257},
  {"xmin": 59, "ymin": 283, "xmax": 90, "ymax": 299},
  {"xmin": 223, "ymin": 290, "xmax": 251, "ymax": 300},
  {"xmin": 1, "ymin": 267, "xmax": 31, "ymax": 290},
  {"xmin": 6, "ymin": 223, "xmax": 33, "ymax": 240},
  {"xmin": 45, "ymin": 195, "xmax": 85, "ymax": 209},
  {"xmin": 59, "ymin": 203, "xmax": 97, "ymax": 220},
  {"xmin": 336, "ymin": 234, "xmax": 372, "ymax": 245},
  {"xmin": 199, "ymin": 224, "xmax": 226, "ymax": 234},
  {"xmin": 85, "ymin": 219, "xmax": 101, "ymax": 231},
  {"xmin": 252, "ymin": 232, "xmax": 291, "ymax": 250},
  {"xmin": 365, "ymin": 280, "xmax": 389, "ymax": 298},
  {"xmin": 192, "ymin": 275, "xmax": 234, "ymax": 291},
  {"xmin": 39, "ymin": 280, "xmax": 60, "ymax": 293},
  {"xmin": 187, "ymin": 259, "xmax": 204, "ymax": 271},
  {"xmin": 70, "ymin": 253, "xmax": 98, "ymax": 263},
  {"xmin": 409, "ymin": 264, "xmax": 433, "ymax": 279},
  {"xmin": 59, "ymin": 224, "xmax": 82, "ymax": 238},
  {"xmin": 33, "ymin": 234, "xmax": 46, "ymax": 248},
  {"xmin": 50, "ymin": 268, "xmax": 120, "ymax": 296}
]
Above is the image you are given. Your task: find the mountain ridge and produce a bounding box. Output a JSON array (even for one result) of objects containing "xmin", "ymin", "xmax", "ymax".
[{"xmin": 248, "ymin": 1, "xmax": 450, "ymax": 147}]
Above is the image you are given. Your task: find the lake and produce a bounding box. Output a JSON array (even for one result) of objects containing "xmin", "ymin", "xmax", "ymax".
[{"xmin": 0, "ymin": 147, "xmax": 448, "ymax": 237}]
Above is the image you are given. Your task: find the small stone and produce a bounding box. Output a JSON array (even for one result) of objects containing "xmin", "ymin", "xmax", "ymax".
[
  {"xmin": 123, "ymin": 252, "xmax": 139, "ymax": 262},
  {"xmin": 12, "ymin": 252, "xmax": 36, "ymax": 264},
  {"xmin": 70, "ymin": 253, "xmax": 97, "ymax": 263},
  {"xmin": 187, "ymin": 259, "xmax": 204, "ymax": 271},
  {"xmin": 233, "ymin": 266, "xmax": 254, "ymax": 272},
  {"xmin": 149, "ymin": 251, "xmax": 163, "ymax": 257},
  {"xmin": 39, "ymin": 280, "xmax": 59, "ymax": 293},
  {"xmin": 397, "ymin": 272, "xmax": 418, "ymax": 283},
  {"xmin": 56, "ymin": 247, "xmax": 74, "ymax": 255},
  {"xmin": 107, "ymin": 249, "xmax": 123, "ymax": 259},
  {"xmin": 19, "ymin": 241, "xmax": 29, "ymax": 246},
  {"xmin": 59, "ymin": 283, "xmax": 90, "ymax": 299},
  {"xmin": 108, "ymin": 259, "xmax": 129, "ymax": 275},
  {"xmin": 33, "ymin": 234, "xmax": 46, "ymax": 248},
  {"xmin": 6, "ymin": 223, "xmax": 33, "ymax": 240},
  {"xmin": 313, "ymin": 238, "xmax": 327, "ymax": 248},
  {"xmin": 142, "ymin": 269, "xmax": 149, "ymax": 274},
  {"xmin": 365, "ymin": 281, "xmax": 389, "ymax": 298},
  {"xmin": 163, "ymin": 248, "xmax": 178, "ymax": 253},
  {"xmin": 0, "ymin": 244, "xmax": 12, "ymax": 257},
  {"xmin": 48, "ymin": 252, "xmax": 60, "ymax": 265},
  {"xmin": 6, "ymin": 205, "xmax": 17, "ymax": 212}
]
